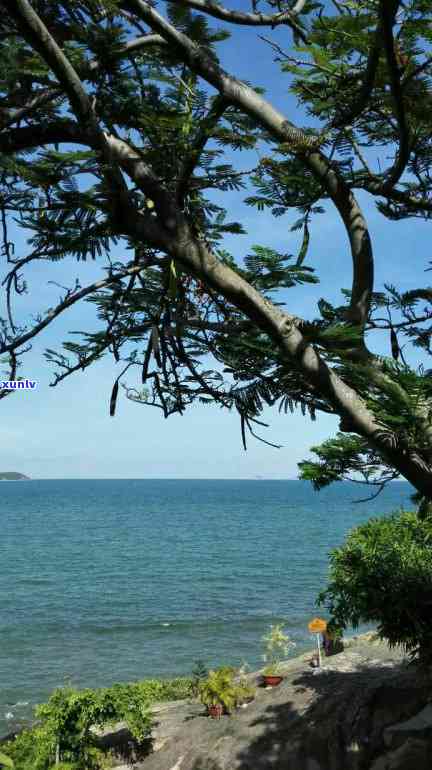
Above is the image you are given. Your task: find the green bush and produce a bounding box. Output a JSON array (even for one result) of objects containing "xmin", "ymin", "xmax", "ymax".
[
  {"xmin": 133, "ymin": 677, "xmax": 193, "ymax": 703},
  {"xmin": 4, "ymin": 675, "xmax": 193, "ymax": 770},
  {"xmin": 3, "ymin": 729, "xmax": 52, "ymax": 770},
  {"xmin": 319, "ymin": 510, "xmax": 432, "ymax": 660}
]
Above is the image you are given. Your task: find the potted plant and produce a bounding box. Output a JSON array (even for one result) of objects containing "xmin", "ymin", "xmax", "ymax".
[
  {"xmin": 199, "ymin": 667, "xmax": 238, "ymax": 718},
  {"xmin": 261, "ymin": 623, "xmax": 296, "ymax": 686}
]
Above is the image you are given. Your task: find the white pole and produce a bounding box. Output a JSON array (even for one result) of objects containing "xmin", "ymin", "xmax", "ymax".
[{"xmin": 316, "ymin": 633, "xmax": 322, "ymax": 667}]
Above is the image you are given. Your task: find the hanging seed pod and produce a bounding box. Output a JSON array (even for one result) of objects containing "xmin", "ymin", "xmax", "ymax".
[
  {"xmin": 109, "ymin": 379, "xmax": 119, "ymax": 417},
  {"xmin": 296, "ymin": 221, "xmax": 310, "ymax": 267},
  {"xmin": 151, "ymin": 324, "xmax": 162, "ymax": 368},
  {"xmin": 142, "ymin": 337, "xmax": 153, "ymax": 383},
  {"xmin": 390, "ymin": 327, "xmax": 400, "ymax": 361}
]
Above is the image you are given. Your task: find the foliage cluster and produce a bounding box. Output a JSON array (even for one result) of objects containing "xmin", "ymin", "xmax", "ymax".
[
  {"xmin": 319, "ymin": 510, "xmax": 432, "ymax": 661},
  {"xmin": 3, "ymin": 0, "xmax": 432, "ymax": 505},
  {"xmin": 3, "ymin": 676, "xmax": 193, "ymax": 770},
  {"xmin": 198, "ymin": 666, "xmax": 255, "ymax": 712},
  {"xmin": 261, "ymin": 623, "xmax": 296, "ymax": 675},
  {"xmin": 190, "ymin": 659, "xmax": 209, "ymax": 697}
]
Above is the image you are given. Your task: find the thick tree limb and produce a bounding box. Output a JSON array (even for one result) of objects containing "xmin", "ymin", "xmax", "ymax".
[
  {"xmin": 0, "ymin": 119, "xmax": 178, "ymax": 229},
  {"xmin": 3, "ymin": 0, "xmax": 129, "ymax": 212},
  {"xmin": 0, "ymin": 33, "xmax": 167, "ymax": 130},
  {"xmin": 4, "ymin": 0, "xmax": 432, "ymax": 495},
  {"xmin": 167, "ymin": 0, "xmax": 308, "ymax": 42},
  {"xmin": 0, "ymin": 88, "xmax": 62, "ymax": 130},
  {"xmin": 2, "ymin": 0, "xmax": 375, "ymax": 333},
  {"xmin": 379, "ymin": 0, "xmax": 411, "ymax": 190},
  {"xmin": 127, "ymin": 0, "xmax": 374, "ymax": 329},
  {"xmin": 361, "ymin": 180, "xmax": 432, "ymax": 213},
  {"xmin": 136, "ymin": 216, "xmax": 432, "ymax": 497},
  {"xmin": 0, "ymin": 34, "xmax": 166, "ymax": 130},
  {"xmin": 0, "ymin": 120, "xmax": 84, "ymax": 153}
]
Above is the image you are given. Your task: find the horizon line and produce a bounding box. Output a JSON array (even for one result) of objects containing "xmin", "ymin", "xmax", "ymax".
[{"xmin": 8, "ymin": 476, "xmax": 409, "ymax": 483}]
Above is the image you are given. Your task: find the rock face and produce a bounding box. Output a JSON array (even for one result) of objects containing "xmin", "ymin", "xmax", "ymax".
[{"xmin": 105, "ymin": 635, "xmax": 432, "ymax": 770}]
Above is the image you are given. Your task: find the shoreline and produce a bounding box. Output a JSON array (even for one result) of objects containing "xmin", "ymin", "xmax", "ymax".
[{"xmin": 0, "ymin": 631, "xmax": 397, "ymax": 744}]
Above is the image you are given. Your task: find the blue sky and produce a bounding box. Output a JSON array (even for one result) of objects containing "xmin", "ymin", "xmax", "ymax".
[{"xmin": 0, "ymin": 4, "xmax": 429, "ymax": 479}]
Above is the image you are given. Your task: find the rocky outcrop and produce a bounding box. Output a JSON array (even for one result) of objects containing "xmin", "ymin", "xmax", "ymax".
[{"xmin": 104, "ymin": 634, "xmax": 432, "ymax": 770}]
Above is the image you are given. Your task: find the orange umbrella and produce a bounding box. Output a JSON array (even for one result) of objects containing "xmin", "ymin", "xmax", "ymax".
[{"xmin": 308, "ymin": 618, "xmax": 327, "ymax": 666}]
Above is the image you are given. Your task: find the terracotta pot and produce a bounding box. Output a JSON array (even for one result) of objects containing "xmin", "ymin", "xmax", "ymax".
[
  {"xmin": 208, "ymin": 704, "xmax": 223, "ymax": 719},
  {"xmin": 263, "ymin": 674, "xmax": 283, "ymax": 687}
]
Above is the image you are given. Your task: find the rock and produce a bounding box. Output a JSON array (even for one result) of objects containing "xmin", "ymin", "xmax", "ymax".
[
  {"xmin": 383, "ymin": 703, "xmax": 432, "ymax": 748},
  {"xmin": 125, "ymin": 636, "xmax": 432, "ymax": 770},
  {"xmin": 369, "ymin": 738, "xmax": 431, "ymax": 770}
]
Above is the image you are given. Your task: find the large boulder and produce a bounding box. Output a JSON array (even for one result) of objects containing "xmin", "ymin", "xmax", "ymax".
[{"xmin": 125, "ymin": 638, "xmax": 432, "ymax": 770}]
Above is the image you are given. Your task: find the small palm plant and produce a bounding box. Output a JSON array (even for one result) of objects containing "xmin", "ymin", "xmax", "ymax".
[
  {"xmin": 262, "ymin": 623, "xmax": 296, "ymax": 677},
  {"xmin": 199, "ymin": 667, "xmax": 239, "ymax": 716}
]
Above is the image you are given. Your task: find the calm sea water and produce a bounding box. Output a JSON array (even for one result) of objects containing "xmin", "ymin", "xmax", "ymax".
[{"xmin": 0, "ymin": 479, "xmax": 412, "ymax": 734}]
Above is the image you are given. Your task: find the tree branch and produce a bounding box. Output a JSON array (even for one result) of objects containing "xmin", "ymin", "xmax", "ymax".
[
  {"xmin": 142, "ymin": 220, "xmax": 431, "ymax": 496},
  {"xmin": 0, "ymin": 263, "xmax": 151, "ymax": 355},
  {"xmin": 0, "ymin": 88, "xmax": 63, "ymax": 130},
  {"xmin": 3, "ymin": 0, "xmax": 129, "ymax": 213},
  {"xmin": 330, "ymin": 17, "xmax": 383, "ymax": 129},
  {"xmin": 127, "ymin": 0, "xmax": 374, "ymax": 329},
  {"xmin": 0, "ymin": 33, "xmax": 167, "ymax": 130},
  {"xmin": 176, "ymin": 93, "xmax": 228, "ymax": 203},
  {"xmin": 86, "ymin": 34, "xmax": 168, "ymax": 77},
  {"xmin": 0, "ymin": 119, "xmax": 84, "ymax": 153},
  {"xmin": 167, "ymin": 0, "xmax": 308, "ymax": 43},
  {"xmin": 360, "ymin": 178, "xmax": 432, "ymax": 213},
  {"xmin": 379, "ymin": 0, "xmax": 411, "ymax": 191},
  {"xmin": 0, "ymin": 119, "xmax": 177, "ymax": 233}
]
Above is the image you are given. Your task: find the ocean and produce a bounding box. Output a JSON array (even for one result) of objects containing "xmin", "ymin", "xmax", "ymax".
[{"xmin": 0, "ymin": 478, "xmax": 413, "ymax": 734}]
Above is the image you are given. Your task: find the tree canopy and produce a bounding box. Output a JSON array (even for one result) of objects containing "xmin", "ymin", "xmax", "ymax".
[{"xmin": 2, "ymin": 0, "xmax": 432, "ymax": 501}]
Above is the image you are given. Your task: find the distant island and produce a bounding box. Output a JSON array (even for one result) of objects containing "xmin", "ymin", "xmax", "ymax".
[{"xmin": 0, "ymin": 472, "xmax": 30, "ymax": 480}]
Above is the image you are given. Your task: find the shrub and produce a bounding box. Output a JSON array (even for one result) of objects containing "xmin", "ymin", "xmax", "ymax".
[
  {"xmin": 31, "ymin": 683, "xmax": 151, "ymax": 769},
  {"xmin": 134, "ymin": 677, "xmax": 193, "ymax": 703},
  {"xmin": 318, "ymin": 510, "xmax": 432, "ymax": 661},
  {"xmin": 4, "ymin": 675, "xmax": 193, "ymax": 770},
  {"xmin": 3, "ymin": 729, "xmax": 53, "ymax": 770}
]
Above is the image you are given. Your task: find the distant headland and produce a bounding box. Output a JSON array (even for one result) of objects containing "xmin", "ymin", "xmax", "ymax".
[{"xmin": 0, "ymin": 472, "xmax": 30, "ymax": 480}]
